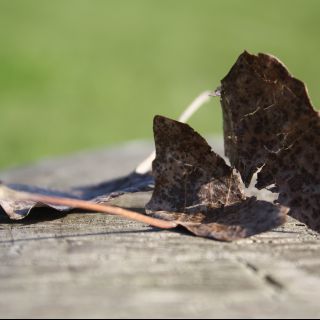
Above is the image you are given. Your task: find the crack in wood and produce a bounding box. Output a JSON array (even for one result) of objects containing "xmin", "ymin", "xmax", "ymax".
[{"xmin": 238, "ymin": 258, "xmax": 285, "ymax": 293}]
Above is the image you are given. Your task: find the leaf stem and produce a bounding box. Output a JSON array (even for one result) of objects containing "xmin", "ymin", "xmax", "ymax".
[{"xmin": 19, "ymin": 193, "xmax": 178, "ymax": 229}]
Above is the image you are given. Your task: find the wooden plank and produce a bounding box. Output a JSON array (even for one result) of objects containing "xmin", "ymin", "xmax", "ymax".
[{"xmin": 0, "ymin": 140, "xmax": 320, "ymax": 318}]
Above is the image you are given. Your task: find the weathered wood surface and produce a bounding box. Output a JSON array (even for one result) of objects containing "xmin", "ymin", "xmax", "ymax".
[{"xmin": 1, "ymin": 140, "xmax": 320, "ymax": 319}]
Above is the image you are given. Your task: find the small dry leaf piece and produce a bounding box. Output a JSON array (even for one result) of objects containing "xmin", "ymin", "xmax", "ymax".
[
  {"xmin": 220, "ymin": 51, "xmax": 318, "ymax": 186},
  {"xmin": 257, "ymin": 115, "xmax": 320, "ymax": 230},
  {"xmin": 146, "ymin": 116, "xmax": 287, "ymax": 241}
]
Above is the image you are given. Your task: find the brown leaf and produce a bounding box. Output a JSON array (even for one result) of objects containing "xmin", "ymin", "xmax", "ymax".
[
  {"xmin": 220, "ymin": 51, "xmax": 320, "ymax": 231},
  {"xmin": 220, "ymin": 51, "xmax": 317, "ymax": 186},
  {"xmin": 146, "ymin": 116, "xmax": 287, "ymax": 241}
]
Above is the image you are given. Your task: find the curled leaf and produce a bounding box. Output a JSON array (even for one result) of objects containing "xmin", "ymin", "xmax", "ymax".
[{"xmin": 0, "ymin": 172, "xmax": 153, "ymax": 220}]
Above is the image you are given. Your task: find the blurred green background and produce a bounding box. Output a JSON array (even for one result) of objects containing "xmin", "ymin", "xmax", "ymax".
[{"xmin": 0, "ymin": 0, "xmax": 319, "ymax": 169}]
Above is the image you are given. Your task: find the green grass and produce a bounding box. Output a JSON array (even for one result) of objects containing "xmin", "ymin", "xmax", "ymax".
[{"xmin": 0, "ymin": 0, "xmax": 320, "ymax": 169}]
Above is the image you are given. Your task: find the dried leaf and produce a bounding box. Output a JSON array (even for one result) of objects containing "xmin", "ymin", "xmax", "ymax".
[
  {"xmin": 0, "ymin": 172, "xmax": 153, "ymax": 220},
  {"xmin": 220, "ymin": 51, "xmax": 317, "ymax": 186},
  {"xmin": 146, "ymin": 116, "xmax": 287, "ymax": 241}
]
